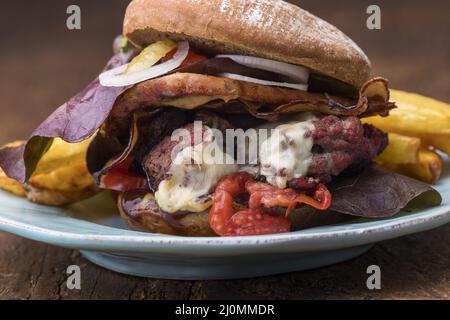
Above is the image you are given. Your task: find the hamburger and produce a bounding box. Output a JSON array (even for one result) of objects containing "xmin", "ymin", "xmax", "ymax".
[
  {"xmin": 1, "ymin": 0, "xmax": 406, "ymax": 237},
  {"xmin": 91, "ymin": 0, "xmax": 394, "ymax": 236}
]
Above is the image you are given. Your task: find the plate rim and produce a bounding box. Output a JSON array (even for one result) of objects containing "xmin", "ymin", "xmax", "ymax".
[{"xmin": 0, "ymin": 194, "xmax": 448, "ymax": 254}]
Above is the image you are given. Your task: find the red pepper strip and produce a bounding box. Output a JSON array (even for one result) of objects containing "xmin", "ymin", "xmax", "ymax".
[
  {"xmin": 210, "ymin": 172, "xmax": 332, "ymax": 237},
  {"xmin": 99, "ymin": 158, "xmax": 148, "ymax": 192},
  {"xmin": 210, "ymin": 172, "xmax": 291, "ymax": 236},
  {"xmin": 286, "ymin": 184, "xmax": 332, "ymax": 216},
  {"xmin": 164, "ymin": 48, "xmax": 208, "ymax": 69}
]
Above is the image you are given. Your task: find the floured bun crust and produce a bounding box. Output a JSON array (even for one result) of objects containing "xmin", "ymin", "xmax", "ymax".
[{"xmin": 124, "ymin": 0, "xmax": 372, "ymax": 87}]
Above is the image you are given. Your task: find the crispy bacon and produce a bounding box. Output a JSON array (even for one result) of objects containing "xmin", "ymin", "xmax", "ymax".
[{"xmin": 103, "ymin": 73, "xmax": 395, "ymax": 140}]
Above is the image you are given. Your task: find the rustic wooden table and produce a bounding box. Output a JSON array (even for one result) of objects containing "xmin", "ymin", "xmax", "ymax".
[{"xmin": 0, "ymin": 0, "xmax": 449, "ymax": 299}]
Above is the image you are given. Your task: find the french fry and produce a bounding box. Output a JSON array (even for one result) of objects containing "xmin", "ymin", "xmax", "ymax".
[
  {"xmin": 381, "ymin": 149, "xmax": 443, "ymax": 184},
  {"xmin": 0, "ymin": 141, "xmax": 27, "ymax": 197},
  {"xmin": 26, "ymin": 137, "xmax": 98, "ymax": 205},
  {"xmin": 28, "ymin": 158, "xmax": 98, "ymax": 206},
  {"xmin": 33, "ymin": 137, "xmax": 93, "ymax": 175},
  {"xmin": 421, "ymin": 135, "xmax": 450, "ymax": 156},
  {"xmin": 0, "ymin": 138, "xmax": 98, "ymax": 205},
  {"xmin": 0, "ymin": 167, "xmax": 26, "ymax": 197},
  {"xmin": 364, "ymin": 89, "xmax": 450, "ymax": 155},
  {"xmin": 376, "ymin": 133, "xmax": 421, "ymax": 164}
]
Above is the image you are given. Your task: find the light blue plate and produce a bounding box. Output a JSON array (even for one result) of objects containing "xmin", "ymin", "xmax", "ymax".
[{"xmin": 0, "ymin": 159, "xmax": 449, "ymax": 280}]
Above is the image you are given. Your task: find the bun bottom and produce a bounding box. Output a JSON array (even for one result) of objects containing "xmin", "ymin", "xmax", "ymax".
[
  {"xmin": 118, "ymin": 195, "xmax": 352, "ymax": 237},
  {"xmin": 120, "ymin": 208, "xmax": 216, "ymax": 237}
]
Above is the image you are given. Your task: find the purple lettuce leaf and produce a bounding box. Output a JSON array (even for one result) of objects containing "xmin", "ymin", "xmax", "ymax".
[
  {"xmin": 0, "ymin": 54, "xmax": 129, "ymax": 183},
  {"xmin": 329, "ymin": 165, "xmax": 442, "ymax": 217}
]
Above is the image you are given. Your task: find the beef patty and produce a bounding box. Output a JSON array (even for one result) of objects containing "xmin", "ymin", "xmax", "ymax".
[
  {"xmin": 143, "ymin": 111, "xmax": 235, "ymax": 191},
  {"xmin": 307, "ymin": 115, "xmax": 387, "ymax": 182},
  {"xmin": 142, "ymin": 112, "xmax": 387, "ymax": 192}
]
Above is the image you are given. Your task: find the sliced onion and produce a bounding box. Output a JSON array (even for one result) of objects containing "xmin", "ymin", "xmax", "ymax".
[
  {"xmin": 219, "ymin": 73, "xmax": 308, "ymax": 91},
  {"xmin": 216, "ymin": 54, "xmax": 309, "ymax": 84},
  {"xmin": 99, "ymin": 41, "xmax": 190, "ymax": 87}
]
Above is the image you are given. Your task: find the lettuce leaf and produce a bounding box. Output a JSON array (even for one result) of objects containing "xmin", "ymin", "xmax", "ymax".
[
  {"xmin": 329, "ymin": 165, "xmax": 442, "ymax": 217},
  {"xmin": 0, "ymin": 54, "xmax": 129, "ymax": 183}
]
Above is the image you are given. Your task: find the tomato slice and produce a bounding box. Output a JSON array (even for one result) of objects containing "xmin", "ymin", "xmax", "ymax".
[{"xmin": 99, "ymin": 159, "xmax": 148, "ymax": 192}]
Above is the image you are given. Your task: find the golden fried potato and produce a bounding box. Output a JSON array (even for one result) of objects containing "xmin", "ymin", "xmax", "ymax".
[
  {"xmin": 421, "ymin": 135, "xmax": 450, "ymax": 157},
  {"xmin": 364, "ymin": 89, "xmax": 450, "ymax": 155},
  {"xmin": 0, "ymin": 167, "xmax": 26, "ymax": 197},
  {"xmin": 33, "ymin": 138, "xmax": 92, "ymax": 175},
  {"xmin": 0, "ymin": 141, "xmax": 27, "ymax": 197},
  {"xmin": 28, "ymin": 160, "xmax": 98, "ymax": 206},
  {"xmin": 377, "ymin": 133, "xmax": 421, "ymax": 164},
  {"xmin": 25, "ymin": 137, "xmax": 98, "ymax": 205},
  {"xmin": 0, "ymin": 140, "xmax": 25, "ymax": 149},
  {"xmin": 0, "ymin": 138, "xmax": 98, "ymax": 206},
  {"xmin": 381, "ymin": 149, "xmax": 443, "ymax": 184}
]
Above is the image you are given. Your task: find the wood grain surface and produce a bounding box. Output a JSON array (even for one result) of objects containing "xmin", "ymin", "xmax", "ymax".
[{"xmin": 0, "ymin": 0, "xmax": 449, "ymax": 299}]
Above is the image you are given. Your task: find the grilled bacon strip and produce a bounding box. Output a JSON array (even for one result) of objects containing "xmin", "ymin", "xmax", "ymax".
[{"xmin": 103, "ymin": 73, "xmax": 394, "ymax": 140}]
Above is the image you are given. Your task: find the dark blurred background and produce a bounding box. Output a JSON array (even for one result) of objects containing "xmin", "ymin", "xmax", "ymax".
[
  {"xmin": 0, "ymin": 0, "xmax": 449, "ymax": 145},
  {"xmin": 0, "ymin": 0, "xmax": 449, "ymax": 300}
]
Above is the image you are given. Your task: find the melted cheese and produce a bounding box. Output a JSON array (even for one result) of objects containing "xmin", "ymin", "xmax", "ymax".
[
  {"xmin": 155, "ymin": 128, "xmax": 238, "ymax": 213},
  {"xmin": 155, "ymin": 114, "xmax": 317, "ymax": 213},
  {"xmin": 259, "ymin": 114, "xmax": 316, "ymax": 189},
  {"xmin": 162, "ymin": 95, "xmax": 237, "ymax": 109}
]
